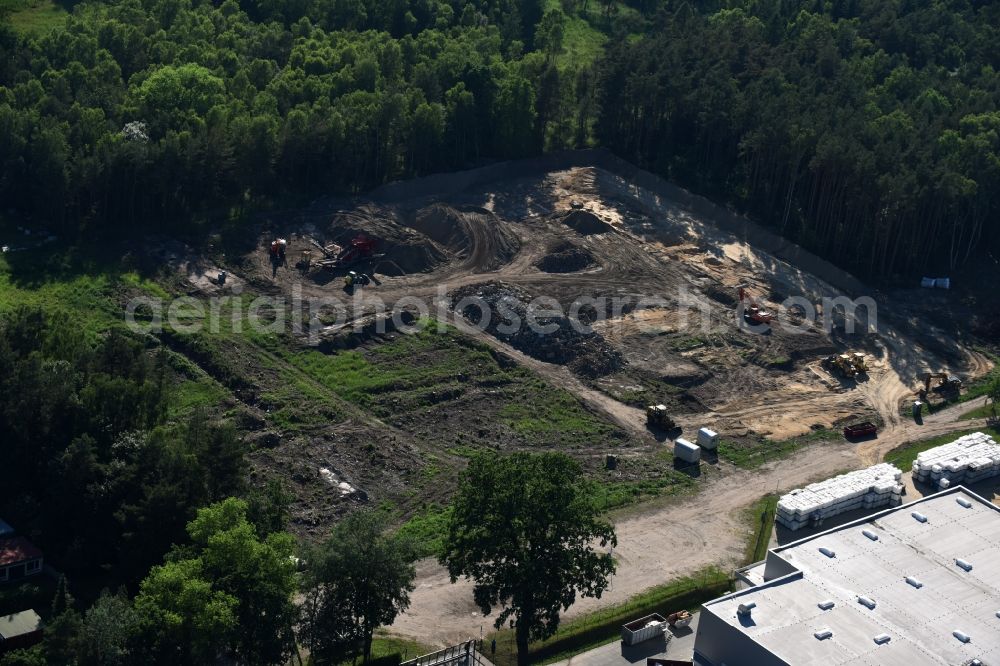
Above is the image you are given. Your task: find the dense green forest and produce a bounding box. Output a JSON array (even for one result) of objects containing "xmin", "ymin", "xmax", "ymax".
[
  {"xmin": 598, "ymin": 0, "xmax": 1000, "ymax": 275},
  {"xmin": 2, "ymin": 0, "xmax": 998, "ymax": 275}
]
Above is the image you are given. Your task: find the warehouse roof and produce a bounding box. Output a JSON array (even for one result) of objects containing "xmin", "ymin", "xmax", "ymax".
[{"xmin": 703, "ymin": 487, "xmax": 1000, "ymax": 665}]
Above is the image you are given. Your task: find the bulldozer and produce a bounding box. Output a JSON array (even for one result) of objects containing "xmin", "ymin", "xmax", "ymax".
[
  {"xmin": 646, "ymin": 404, "xmax": 676, "ymax": 430},
  {"xmin": 822, "ymin": 354, "xmax": 858, "ymax": 378},
  {"xmin": 822, "ymin": 352, "xmax": 867, "ymax": 378}
]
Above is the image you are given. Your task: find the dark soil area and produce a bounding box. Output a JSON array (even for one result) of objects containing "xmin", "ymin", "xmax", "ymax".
[
  {"xmin": 536, "ymin": 241, "xmax": 596, "ymax": 273},
  {"xmin": 450, "ymin": 281, "xmax": 625, "ymax": 378}
]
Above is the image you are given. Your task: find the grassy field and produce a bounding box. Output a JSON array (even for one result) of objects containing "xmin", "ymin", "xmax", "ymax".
[
  {"xmin": 883, "ymin": 425, "xmax": 1000, "ymax": 470},
  {"xmin": 717, "ymin": 429, "xmax": 835, "ymax": 469},
  {"xmin": 1, "ymin": 0, "xmax": 68, "ymax": 34},
  {"xmin": 959, "ymin": 398, "xmax": 995, "ymax": 420},
  {"xmin": 286, "ymin": 325, "xmax": 621, "ymax": 445}
]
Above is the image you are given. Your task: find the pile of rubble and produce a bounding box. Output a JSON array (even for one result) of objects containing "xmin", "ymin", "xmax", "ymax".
[{"xmin": 451, "ymin": 281, "xmax": 624, "ymax": 378}]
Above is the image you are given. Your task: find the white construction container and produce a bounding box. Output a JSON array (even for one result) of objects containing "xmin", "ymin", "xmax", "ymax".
[
  {"xmin": 697, "ymin": 428, "xmax": 719, "ymax": 450},
  {"xmin": 674, "ymin": 438, "xmax": 701, "ymax": 464}
]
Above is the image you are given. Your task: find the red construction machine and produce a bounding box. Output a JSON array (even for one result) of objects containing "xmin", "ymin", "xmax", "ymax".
[{"xmin": 737, "ymin": 287, "xmax": 775, "ymax": 326}]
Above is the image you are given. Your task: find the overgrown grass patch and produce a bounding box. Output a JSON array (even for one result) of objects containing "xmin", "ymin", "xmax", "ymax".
[
  {"xmin": 742, "ymin": 494, "xmax": 778, "ymax": 564},
  {"xmin": 588, "ymin": 473, "xmax": 696, "ymax": 511},
  {"xmin": 717, "ymin": 429, "xmax": 835, "ymax": 469},
  {"xmin": 288, "ymin": 327, "xmax": 620, "ymax": 444},
  {"xmin": 396, "ymin": 504, "xmax": 453, "ymax": 560},
  {"xmin": 1, "ymin": 0, "xmax": 68, "ymax": 34}
]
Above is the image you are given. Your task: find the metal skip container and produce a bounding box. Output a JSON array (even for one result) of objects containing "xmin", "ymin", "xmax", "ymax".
[{"xmin": 621, "ymin": 613, "xmax": 668, "ymax": 646}]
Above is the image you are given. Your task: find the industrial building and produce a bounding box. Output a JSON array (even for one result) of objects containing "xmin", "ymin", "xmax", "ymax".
[{"xmin": 692, "ymin": 486, "xmax": 1000, "ymax": 665}]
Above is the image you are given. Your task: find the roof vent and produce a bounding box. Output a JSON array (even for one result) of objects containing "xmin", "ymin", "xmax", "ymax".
[
  {"xmin": 814, "ymin": 629, "xmax": 833, "ymax": 640},
  {"xmin": 873, "ymin": 634, "xmax": 891, "ymax": 645},
  {"xmin": 862, "ymin": 529, "xmax": 879, "ymax": 541},
  {"xmin": 996, "ymin": 610, "xmax": 1000, "ymax": 619},
  {"xmin": 953, "ymin": 630, "xmax": 971, "ymax": 643},
  {"xmin": 858, "ymin": 596, "xmax": 876, "ymax": 610},
  {"xmin": 737, "ymin": 602, "xmax": 756, "ymax": 617},
  {"xmin": 956, "ymin": 497, "xmax": 972, "ymax": 509},
  {"xmin": 911, "ymin": 511, "xmax": 928, "ymax": 523},
  {"xmin": 818, "ymin": 547, "xmax": 836, "ymax": 558},
  {"xmin": 905, "ymin": 576, "xmax": 923, "ymax": 589},
  {"xmin": 956, "ymin": 559, "xmax": 973, "ymax": 572},
  {"xmin": 817, "ymin": 600, "xmax": 835, "ymax": 610}
]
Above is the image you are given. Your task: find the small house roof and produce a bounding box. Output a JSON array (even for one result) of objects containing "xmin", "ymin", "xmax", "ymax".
[
  {"xmin": 0, "ymin": 537, "xmax": 43, "ymax": 567},
  {"xmin": 0, "ymin": 609, "xmax": 41, "ymax": 640}
]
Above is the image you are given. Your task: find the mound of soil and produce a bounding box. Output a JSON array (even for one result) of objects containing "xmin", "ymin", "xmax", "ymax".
[
  {"xmin": 558, "ymin": 209, "xmax": 612, "ymax": 235},
  {"xmin": 402, "ymin": 204, "xmax": 520, "ymax": 272},
  {"xmin": 331, "ymin": 206, "xmax": 447, "ymax": 275},
  {"xmin": 535, "ymin": 241, "xmax": 596, "ymax": 273},
  {"xmin": 450, "ymin": 281, "xmax": 625, "ymax": 378}
]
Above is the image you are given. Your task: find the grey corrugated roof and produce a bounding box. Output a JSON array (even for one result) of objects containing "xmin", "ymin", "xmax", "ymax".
[
  {"xmin": 0, "ymin": 609, "xmax": 41, "ymax": 640},
  {"xmin": 703, "ymin": 487, "xmax": 1000, "ymax": 665}
]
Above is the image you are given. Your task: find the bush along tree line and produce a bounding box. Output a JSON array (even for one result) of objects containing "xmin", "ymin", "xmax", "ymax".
[{"xmin": 0, "ymin": 310, "xmax": 614, "ymax": 665}]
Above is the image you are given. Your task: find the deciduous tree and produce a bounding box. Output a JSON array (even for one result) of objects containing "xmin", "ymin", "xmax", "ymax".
[{"xmin": 440, "ymin": 452, "xmax": 616, "ymax": 666}]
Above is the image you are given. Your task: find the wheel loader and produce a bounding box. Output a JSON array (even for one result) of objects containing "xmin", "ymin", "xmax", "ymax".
[{"xmin": 646, "ymin": 404, "xmax": 676, "ymax": 430}]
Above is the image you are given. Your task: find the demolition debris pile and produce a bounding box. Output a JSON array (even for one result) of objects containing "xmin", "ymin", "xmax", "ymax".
[{"xmin": 450, "ymin": 281, "xmax": 624, "ymax": 378}]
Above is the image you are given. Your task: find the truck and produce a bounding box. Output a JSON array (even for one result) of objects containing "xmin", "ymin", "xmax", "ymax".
[{"xmin": 843, "ymin": 422, "xmax": 877, "ymax": 439}]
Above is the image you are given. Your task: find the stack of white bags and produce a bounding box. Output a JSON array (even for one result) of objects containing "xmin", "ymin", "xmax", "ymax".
[
  {"xmin": 776, "ymin": 463, "xmax": 904, "ymax": 531},
  {"xmin": 911, "ymin": 432, "xmax": 1000, "ymax": 489}
]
